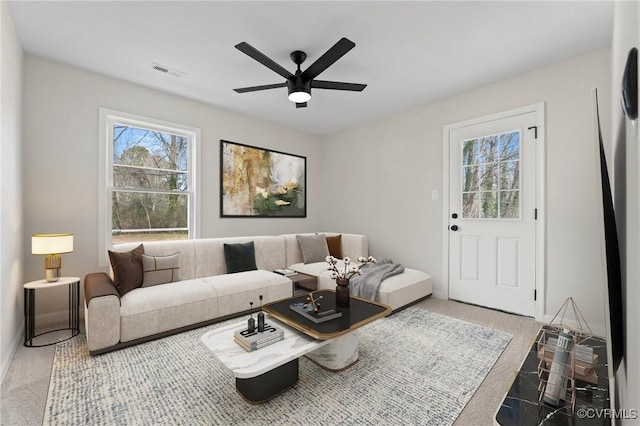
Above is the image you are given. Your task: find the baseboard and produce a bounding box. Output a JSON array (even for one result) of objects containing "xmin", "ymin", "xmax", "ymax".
[
  {"xmin": 36, "ymin": 310, "xmax": 84, "ymax": 326},
  {"xmin": 1, "ymin": 323, "xmax": 24, "ymax": 383},
  {"xmin": 432, "ymin": 289, "xmax": 446, "ymax": 299}
]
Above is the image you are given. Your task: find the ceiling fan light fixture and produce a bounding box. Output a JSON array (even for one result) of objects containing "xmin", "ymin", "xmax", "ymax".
[
  {"xmin": 287, "ymin": 78, "xmax": 311, "ymax": 103},
  {"xmin": 288, "ymin": 90, "xmax": 311, "ymax": 103}
]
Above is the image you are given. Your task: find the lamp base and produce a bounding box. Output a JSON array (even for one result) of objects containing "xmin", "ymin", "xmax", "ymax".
[
  {"xmin": 45, "ymin": 268, "xmax": 60, "ymax": 282},
  {"xmin": 44, "ymin": 254, "xmax": 62, "ymax": 282}
]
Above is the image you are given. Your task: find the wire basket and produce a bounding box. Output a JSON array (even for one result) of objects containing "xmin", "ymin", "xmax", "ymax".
[{"xmin": 536, "ymin": 297, "xmax": 599, "ymax": 415}]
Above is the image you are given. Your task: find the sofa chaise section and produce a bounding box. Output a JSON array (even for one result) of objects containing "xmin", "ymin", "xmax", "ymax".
[{"xmin": 281, "ymin": 233, "xmax": 433, "ymax": 311}]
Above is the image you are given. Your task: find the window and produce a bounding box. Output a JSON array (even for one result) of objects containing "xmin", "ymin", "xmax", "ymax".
[
  {"xmin": 99, "ymin": 109, "xmax": 200, "ymax": 264},
  {"xmin": 461, "ymin": 130, "xmax": 520, "ymax": 219}
]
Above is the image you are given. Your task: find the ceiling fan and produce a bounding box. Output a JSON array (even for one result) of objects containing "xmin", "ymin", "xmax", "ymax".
[{"xmin": 233, "ymin": 37, "xmax": 367, "ymax": 108}]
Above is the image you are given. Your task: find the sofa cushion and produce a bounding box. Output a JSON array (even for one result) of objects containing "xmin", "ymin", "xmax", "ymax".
[
  {"xmin": 224, "ymin": 241, "xmax": 258, "ymax": 273},
  {"xmin": 326, "ymin": 234, "xmax": 343, "ymax": 259},
  {"xmin": 296, "ymin": 234, "xmax": 330, "ymax": 264},
  {"xmin": 142, "ymin": 253, "xmax": 181, "ymax": 287},
  {"xmin": 119, "ymin": 278, "xmax": 219, "ymax": 342},
  {"xmin": 316, "ymin": 267, "xmax": 433, "ymax": 310},
  {"xmin": 205, "ymin": 270, "xmax": 293, "ymax": 317},
  {"xmin": 108, "ymin": 244, "xmax": 145, "ymax": 297}
]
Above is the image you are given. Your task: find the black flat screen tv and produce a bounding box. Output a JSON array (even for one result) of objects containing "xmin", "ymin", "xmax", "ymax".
[{"xmin": 592, "ymin": 88, "xmax": 623, "ymax": 375}]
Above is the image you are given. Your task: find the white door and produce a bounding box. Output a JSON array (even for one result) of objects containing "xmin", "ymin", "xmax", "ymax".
[{"xmin": 448, "ymin": 112, "xmax": 537, "ymax": 316}]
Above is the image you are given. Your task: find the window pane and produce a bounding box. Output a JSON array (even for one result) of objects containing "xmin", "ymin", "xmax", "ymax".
[
  {"xmin": 113, "ymin": 125, "xmax": 188, "ymax": 191},
  {"xmin": 480, "ymin": 191, "xmax": 498, "ymax": 218},
  {"xmin": 462, "ymin": 139, "xmax": 477, "ymax": 166},
  {"xmin": 499, "ymin": 131, "xmax": 519, "ymax": 162},
  {"xmin": 500, "ymin": 191, "xmax": 520, "ymax": 218},
  {"xmin": 112, "ymin": 191, "xmax": 188, "ymax": 234},
  {"xmin": 499, "ymin": 160, "xmax": 519, "ymax": 190},
  {"xmin": 114, "ymin": 165, "xmax": 187, "ymax": 191},
  {"xmin": 462, "ymin": 166, "xmax": 479, "ymax": 192},
  {"xmin": 480, "ymin": 163, "xmax": 499, "ymax": 191},
  {"xmin": 462, "ymin": 192, "xmax": 479, "ymax": 218},
  {"xmin": 478, "ymin": 135, "xmax": 499, "ymax": 163}
]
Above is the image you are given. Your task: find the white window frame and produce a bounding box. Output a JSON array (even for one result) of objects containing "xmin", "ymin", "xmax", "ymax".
[{"xmin": 98, "ymin": 108, "xmax": 201, "ymax": 267}]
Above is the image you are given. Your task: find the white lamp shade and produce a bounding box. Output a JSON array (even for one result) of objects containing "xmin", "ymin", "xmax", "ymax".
[{"xmin": 32, "ymin": 233, "xmax": 74, "ymax": 255}]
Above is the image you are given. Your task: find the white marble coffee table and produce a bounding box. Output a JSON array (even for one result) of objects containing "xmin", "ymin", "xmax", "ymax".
[
  {"xmin": 201, "ymin": 314, "xmax": 359, "ymax": 403},
  {"xmin": 202, "ymin": 291, "xmax": 391, "ymax": 403}
]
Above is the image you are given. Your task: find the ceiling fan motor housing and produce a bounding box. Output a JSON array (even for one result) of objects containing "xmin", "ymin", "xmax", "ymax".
[{"xmin": 287, "ymin": 77, "xmax": 311, "ymax": 98}]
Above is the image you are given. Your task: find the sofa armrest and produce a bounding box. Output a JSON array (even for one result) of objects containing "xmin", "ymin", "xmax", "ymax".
[
  {"xmin": 85, "ymin": 272, "xmax": 119, "ymax": 303},
  {"xmin": 84, "ymin": 273, "xmax": 121, "ymax": 353}
]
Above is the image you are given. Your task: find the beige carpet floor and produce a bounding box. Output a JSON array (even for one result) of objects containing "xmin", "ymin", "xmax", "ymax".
[{"xmin": 1, "ymin": 297, "xmax": 541, "ymax": 426}]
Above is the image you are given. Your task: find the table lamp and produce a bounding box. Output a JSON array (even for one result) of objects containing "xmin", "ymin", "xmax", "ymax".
[{"xmin": 32, "ymin": 233, "xmax": 74, "ymax": 282}]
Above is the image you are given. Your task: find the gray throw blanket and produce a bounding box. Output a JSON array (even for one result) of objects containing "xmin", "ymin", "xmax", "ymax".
[{"xmin": 349, "ymin": 259, "xmax": 404, "ymax": 301}]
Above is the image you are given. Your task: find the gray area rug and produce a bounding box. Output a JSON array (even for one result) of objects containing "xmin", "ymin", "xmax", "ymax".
[{"xmin": 44, "ymin": 308, "xmax": 511, "ymax": 425}]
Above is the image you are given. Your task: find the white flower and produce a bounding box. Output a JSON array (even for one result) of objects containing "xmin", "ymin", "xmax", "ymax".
[
  {"xmin": 330, "ymin": 271, "xmax": 338, "ymax": 279},
  {"xmin": 357, "ymin": 256, "xmax": 366, "ymax": 263},
  {"xmin": 344, "ymin": 257, "xmax": 351, "ymax": 264},
  {"xmin": 325, "ymin": 255, "xmax": 332, "ymax": 263},
  {"xmin": 368, "ymin": 256, "xmax": 377, "ymax": 263},
  {"xmin": 350, "ymin": 265, "xmax": 358, "ymax": 273}
]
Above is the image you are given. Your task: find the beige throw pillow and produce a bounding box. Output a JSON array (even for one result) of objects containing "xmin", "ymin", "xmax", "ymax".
[
  {"xmin": 296, "ymin": 234, "xmax": 330, "ymax": 264},
  {"xmin": 141, "ymin": 253, "xmax": 181, "ymax": 287}
]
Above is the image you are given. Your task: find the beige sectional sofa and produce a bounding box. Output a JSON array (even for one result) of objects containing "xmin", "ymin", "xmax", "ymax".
[{"xmin": 84, "ymin": 233, "xmax": 432, "ymax": 355}]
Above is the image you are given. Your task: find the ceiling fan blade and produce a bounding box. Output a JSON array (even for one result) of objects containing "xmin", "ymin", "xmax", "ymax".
[
  {"xmin": 296, "ymin": 102, "xmax": 307, "ymax": 108},
  {"xmin": 300, "ymin": 38, "xmax": 355, "ymax": 81},
  {"xmin": 235, "ymin": 42, "xmax": 294, "ymax": 79},
  {"xmin": 311, "ymin": 80, "xmax": 367, "ymax": 91},
  {"xmin": 233, "ymin": 82, "xmax": 287, "ymax": 93}
]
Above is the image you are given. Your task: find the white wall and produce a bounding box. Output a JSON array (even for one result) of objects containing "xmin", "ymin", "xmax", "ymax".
[
  {"xmin": 22, "ymin": 55, "xmax": 322, "ymax": 319},
  {"xmin": 0, "ymin": 1, "xmax": 24, "ymax": 381},
  {"xmin": 319, "ymin": 49, "xmax": 612, "ymax": 333},
  {"xmin": 611, "ymin": 1, "xmax": 640, "ymax": 418}
]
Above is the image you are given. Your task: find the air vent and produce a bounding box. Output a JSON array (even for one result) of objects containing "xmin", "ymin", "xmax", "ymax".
[{"xmin": 151, "ymin": 63, "xmax": 186, "ymax": 78}]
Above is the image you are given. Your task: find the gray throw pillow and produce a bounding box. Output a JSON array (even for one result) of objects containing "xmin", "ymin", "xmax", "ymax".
[
  {"xmin": 224, "ymin": 241, "xmax": 258, "ymax": 273},
  {"xmin": 296, "ymin": 234, "xmax": 330, "ymax": 264},
  {"xmin": 141, "ymin": 253, "xmax": 181, "ymax": 287}
]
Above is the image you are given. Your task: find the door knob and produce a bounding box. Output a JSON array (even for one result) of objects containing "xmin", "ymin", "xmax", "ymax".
[
  {"xmin": 452, "ymin": 213, "xmax": 458, "ymax": 219},
  {"xmin": 450, "ymin": 225, "xmax": 459, "ymax": 231}
]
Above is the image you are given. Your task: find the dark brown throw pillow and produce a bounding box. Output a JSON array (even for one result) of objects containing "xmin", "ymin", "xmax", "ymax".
[
  {"xmin": 108, "ymin": 244, "xmax": 145, "ymax": 297},
  {"xmin": 326, "ymin": 234, "xmax": 343, "ymax": 259}
]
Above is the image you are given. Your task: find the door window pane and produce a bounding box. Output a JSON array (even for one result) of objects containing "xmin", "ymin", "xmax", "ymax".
[
  {"xmin": 499, "ymin": 161, "xmax": 519, "ymax": 191},
  {"xmin": 500, "ymin": 191, "xmax": 520, "ymax": 219},
  {"xmin": 461, "ymin": 130, "xmax": 520, "ymax": 219},
  {"xmin": 462, "ymin": 192, "xmax": 479, "ymax": 218},
  {"xmin": 480, "ymin": 191, "xmax": 498, "ymax": 218},
  {"xmin": 462, "ymin": 166, "xmax": 479, "ymax": 192},
  {"xmin": 480, "ymin": 163, "xmax": 499, "ymax": 191}
]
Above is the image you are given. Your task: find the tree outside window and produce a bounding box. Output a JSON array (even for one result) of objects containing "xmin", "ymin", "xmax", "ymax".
[{"xmin": 111, "ymin": 124, "xmax": 191, "ymax": 244}]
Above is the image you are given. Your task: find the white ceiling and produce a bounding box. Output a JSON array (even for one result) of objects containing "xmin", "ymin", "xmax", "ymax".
[{"xmin": 9, "ymin": 1, "xmax": 613, "ymax": 135}]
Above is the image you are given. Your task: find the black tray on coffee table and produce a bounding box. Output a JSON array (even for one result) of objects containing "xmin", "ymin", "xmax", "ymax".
[{"xmin": 263, "ymin": 290, "xmax": 391, "ymax": 340}]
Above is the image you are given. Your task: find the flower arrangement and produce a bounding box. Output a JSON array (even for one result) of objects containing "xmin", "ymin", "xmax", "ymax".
[{"xmin": 325, "ymin": 255, "xmax": 377, "ymax": 281}]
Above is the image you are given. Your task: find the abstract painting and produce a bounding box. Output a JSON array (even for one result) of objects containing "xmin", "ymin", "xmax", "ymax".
[{"xmin": 220, "ymin": 140, "xmax": 306, "ymax": 217}]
